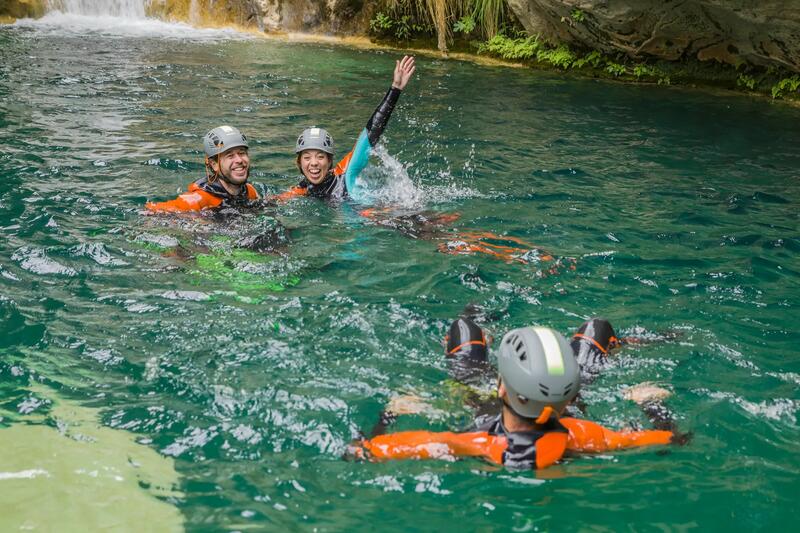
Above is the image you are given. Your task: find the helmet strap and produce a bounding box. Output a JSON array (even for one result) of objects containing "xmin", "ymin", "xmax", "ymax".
[
  {"xmin": 205, "ymin": 155, "xmax": 220, "ymax": 184},
  {"xmin": 535, "ymin": 406, "xmax": 554, "ymax": 424},
  {"xmin": 501, "ymin": 398, "xmax": 538, "ymax": 425}
]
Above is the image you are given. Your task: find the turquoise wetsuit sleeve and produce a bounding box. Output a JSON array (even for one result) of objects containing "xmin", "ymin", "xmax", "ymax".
[{"xmin": 344, "ymin": 129, "xmax": 371, "ymax": 201}]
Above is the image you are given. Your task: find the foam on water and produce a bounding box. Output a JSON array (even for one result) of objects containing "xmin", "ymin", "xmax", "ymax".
[{"xmin": 10, "ymin": 11, "xmax": 251, "ymax": 40}]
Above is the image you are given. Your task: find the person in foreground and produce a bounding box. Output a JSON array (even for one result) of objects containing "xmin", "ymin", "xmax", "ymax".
[
  {"xmin": 350, "ymin": 327, "xmax": 676, "ymax": 470},
  {"xmin": 275, "ymin": 55, "xmax": 416, "ymax": 202},
  {"xmin": 146, "ymin": 125, "xmax": 259, "ymax": 213}
]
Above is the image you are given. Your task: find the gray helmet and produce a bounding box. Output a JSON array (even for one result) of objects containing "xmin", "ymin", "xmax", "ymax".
[
  {"xmin": 204, "ymin": 126, "xmax": 248, "ymax": 158},
  {"xmin": 498, "ymin": 327, "xmax": 580, "ymax": 420},
  {"xmin": 295, "ymin": 127, "xmax": 334, "ymax": 155}
]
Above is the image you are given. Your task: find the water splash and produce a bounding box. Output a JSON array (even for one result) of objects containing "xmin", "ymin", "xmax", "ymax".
[
  {"xmin": 357, "ymin": 145, "xmax": 426, "ymax": 208},
  {"xmin": 357, "ymin": 145, "xmax": 483, "ymax": 208}
]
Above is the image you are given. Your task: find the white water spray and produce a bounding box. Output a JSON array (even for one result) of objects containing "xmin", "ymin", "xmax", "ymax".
[
  {"xmin": 15, "ymin": 0, "xmax": 248, "ymax": 39},
  {"xmin": 358, "ymin": 145, "xmax": 426, "ymax": 208},
  {"xmin": 357, "ymin": 145, "xmax": 484, "ymax": 208},
  {"xmin": 47, "ymin": 0, "xmax": 148, "ymax": 18}
]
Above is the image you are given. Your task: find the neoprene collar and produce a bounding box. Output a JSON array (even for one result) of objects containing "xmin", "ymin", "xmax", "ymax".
[{"xmin": 195, "ymin": 177, "xmax": 252, "ymax": 205}]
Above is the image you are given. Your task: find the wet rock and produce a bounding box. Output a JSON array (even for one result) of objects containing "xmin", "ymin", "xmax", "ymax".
[{"xmin": 506, "ymin": 0, "xmax": 800, "ymax": 72}]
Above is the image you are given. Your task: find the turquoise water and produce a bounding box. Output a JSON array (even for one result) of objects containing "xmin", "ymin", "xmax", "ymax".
[{"xmin": 1, "ymin": 15, "xmax": 799, "ymax": 531}]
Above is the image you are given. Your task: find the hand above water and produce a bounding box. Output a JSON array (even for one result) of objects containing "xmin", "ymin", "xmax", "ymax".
[{"xmin": 392, "ymin": 55, "xmax": 416, "ymax": 90}]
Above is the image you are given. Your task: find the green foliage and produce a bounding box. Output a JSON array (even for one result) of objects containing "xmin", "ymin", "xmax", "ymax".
[
  {"xmin": 470, "ymin": 0, "xmax": 506, "ymax": 38},
  {"xmin": 536, "ymin": 45, "xmax": 575, "ymax": 69},
  {"xmin": 770, "ymin": 75, "xmax": 800, "ymax": 99},
  {"xmin": 633, "ymin": 64, "xmax": 670, "ymax": 84},
  {"xmin": 369, "ymin": 12, "xmax": 393, "ymax": 36},
  {"xmin": 476, "ymin": 32, "xmax": 677, "ymax": 86},
  {"xmin": 395, "ymin": 15, "xmax": 412, "ymax": 40},
  {"xmin": 369, "ymin": 10, "xmax": 430, "ymax": 40},
  {"xmin": 478, "ymin": 34, "xmax": 540, "ymax": 60},
  {"xmin": 454, "ymin": 15, "xmax": 475, "ymax": 34},
  {"xmin": 605, "ymin": 62, "xmax": 626, "ymax": 77},
  {"xmin": 737, "ymin": 73, "xmax": 756, "ymax": 90},
  {"xmin": 572, "ymin": 50, "xmax": 602, "ymax": 69},
  {"xmin": 571, "ymin": 9, "xmax": 585, "ymax": 22}
]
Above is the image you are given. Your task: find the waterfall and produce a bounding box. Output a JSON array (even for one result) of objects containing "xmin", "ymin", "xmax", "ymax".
[
  {"xmin": 47, "ymin": 0, "xmax": 148, "ymax": 18},
  {"xmin": 22, "ymin": 0, "xmax": 251, "ymax": 40}
]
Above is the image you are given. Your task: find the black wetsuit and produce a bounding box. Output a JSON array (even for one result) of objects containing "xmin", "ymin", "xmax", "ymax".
[
  {"xmin": 470, "ymin": 413, "xmax": 568, "ymax": 469},
  {"xmin": 195, "ymin": 177, "xmax": 258, "ymax": 207}
]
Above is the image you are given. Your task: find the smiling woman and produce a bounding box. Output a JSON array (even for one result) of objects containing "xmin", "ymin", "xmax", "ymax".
[{"xmin": 276, "ymin": 55, "xmax": 417, "ymax": 202}]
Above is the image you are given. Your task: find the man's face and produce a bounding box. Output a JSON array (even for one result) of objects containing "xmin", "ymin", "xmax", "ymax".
[
  {"xmin": 299, "ymin": 149, "xmax": 332, "ymax": 185},
  {"xmin": 212, "ymin": 147, "xmax": 249, "ymax": 184}
]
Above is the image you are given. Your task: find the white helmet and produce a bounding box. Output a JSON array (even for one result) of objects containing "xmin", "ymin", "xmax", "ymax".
[
  {"xmin": 498, "ymin": 327, "xmax": 581, "ymax": 420},
  {"xmin": 204, "ymin": 125, "xmax": 248, "ymax": 158},
  {"xmin": 295, "ymin": 127, "xmax": 334, "ymax": 155}
]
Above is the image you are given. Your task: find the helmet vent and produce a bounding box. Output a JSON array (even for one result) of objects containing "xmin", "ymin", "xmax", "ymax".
[
  {"xmin": 507, "ymin": 335, "xmax": 526, "ymax": 360},
  {"xmin": 538, "ymin": 383, "xmax": 550, "ymax": 397}
]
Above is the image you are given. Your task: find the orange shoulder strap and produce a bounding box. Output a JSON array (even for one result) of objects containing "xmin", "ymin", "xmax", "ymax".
[
  {"xmin": 273, "ymin": 186, "xmax": 308, "ymax": 203},
  {"xmin": 245, "ymin": 183, "xmax": 259, "ymax": 200},
  {"xmin": 361, "ymin": 431, "xmax": 506, "ymax": 464},
  {"xmin": 560, "ymin": 417, "xmax": 673, "ymax": 452},
  {"xmin": 333, "ymin": 149, "xmax": 354, "ymax": 177}
]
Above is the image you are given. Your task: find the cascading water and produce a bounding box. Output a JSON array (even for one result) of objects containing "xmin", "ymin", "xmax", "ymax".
[
  {"xmin": 47, "ymin": 0, "xmax": 148, "ymax": 18},
  {"xmin": 20, "ymin": 0, "xmax": 247, "ymax": 39}
]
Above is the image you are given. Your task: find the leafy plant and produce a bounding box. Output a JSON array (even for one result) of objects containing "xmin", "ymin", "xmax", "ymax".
[
  {"xmin": 736, "ymin": 73, "xmax": 756, "ymax": 90},
  {"xmin": 369, "ymin": 12, "xmax": 393, "ymax": 36},
  {"xmin": 770, "ymin": 75, "xmax": 800, "ymax": 99},
  {"xmin": 605, "ymin": 62, "xmax": 626, "ymax": 77},
  {"xmin": 395, "ymin": 15, "xmax": 412, "ymax": 40},
  {"xmin": 454, "ymin": 15, "xmax": 475, "ymax": 34},
  {"xmin": 572, "ymin": 50, "xmax": 602, "ymax": 69},
  {"xmin": 478, "ymin": 34, "xmax": 540, "ymax": 60},
  {"xmin": 571, "ymin": 9, "xmax": 585, "ymax": 22},
  {"xmin": 536, "ymin": 45, "xmax": 575, "ymax": 69}
]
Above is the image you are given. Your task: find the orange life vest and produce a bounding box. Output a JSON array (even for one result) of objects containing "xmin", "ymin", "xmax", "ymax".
[
  {"xmin": 357, "ymin": 415, "xmax": 672, "ymax": 470},
  {"xmin": 146, "ymin": 181, "xmax": 258, "ymax": 213}
]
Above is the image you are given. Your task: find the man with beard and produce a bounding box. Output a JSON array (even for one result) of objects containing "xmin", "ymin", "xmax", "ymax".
[{"xmin": 146, "ymin": 125, "xmax": 258, "ymax": 212}]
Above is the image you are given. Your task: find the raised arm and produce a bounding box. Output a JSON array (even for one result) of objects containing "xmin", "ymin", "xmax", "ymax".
[
  {"xmin": 365, "ymin": 55, "xmax": 415, "ymax": 145},
  {"xmin": 340, "ymin": 56, "xmax": 416, "ymax": 199}
]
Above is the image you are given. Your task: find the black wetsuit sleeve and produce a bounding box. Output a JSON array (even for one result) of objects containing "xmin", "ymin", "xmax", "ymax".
[
  {"xmin": 365, "ymin": 87, "xmax": 402, "ymax": 146},
  {"xmin": 641, "ymin": 401, "xmax": 692, "ymax": 446},
  {"xmin": 367, "ymin": 410, "xmax": 397, "ymax": 437}
]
